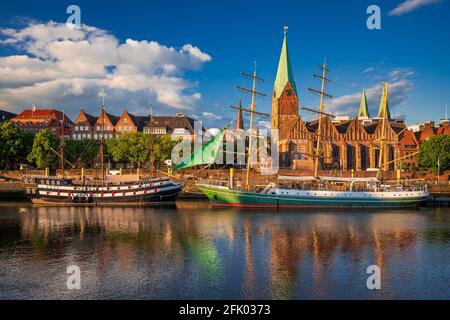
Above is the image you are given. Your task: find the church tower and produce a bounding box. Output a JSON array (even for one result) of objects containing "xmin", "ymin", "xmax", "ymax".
[
  {"xmin": 358, "ymin": 89, "xmax": 370, "ymax": 118},
  {"xmin": 272, "ymin": 26, "xmax": 299, "ymax": 136},
  {"xmin": 378, "ymin": 83, "xmax": 391, "ymax": 120}
]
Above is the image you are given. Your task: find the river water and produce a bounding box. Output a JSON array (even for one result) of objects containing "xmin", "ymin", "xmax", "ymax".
[{"xmin": 0, "ymin": 202, "xmax": 449, "ymax": 300}]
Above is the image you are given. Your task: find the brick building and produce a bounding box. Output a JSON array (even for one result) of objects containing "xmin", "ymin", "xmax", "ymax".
[
  {"xmin": 73, "ymin": 108, "xmax": 98, "ymax": 140},
  {"xmin": 270, "ymin": 30, "xmax": 428, "ymax": 172},
  {"xmin": 12, "ymin": 107, "xmax": 73, "ymax": 139},
  {"xmin": 115, "ymin": 110, "xmax": 147, "ymax": 134},
  {"xmin": 143, "ymin": 113, "xmax": 197, "ymax": 139}
]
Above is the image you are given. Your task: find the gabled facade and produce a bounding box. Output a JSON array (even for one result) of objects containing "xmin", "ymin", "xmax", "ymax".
[
  {"xmin": 115, "ymin": 110, "xmax": 147, "ymax": 134},
  {"xmin": 93, "ymin": 108, "xmax": 120, "ymax": 140},
  {"xmin": 398, "ymin": 129, "xmax": 420, "ymax": 168},
  {"xmin": 73, "ymin": 108, "xmax": 98, "ymax": 140}
]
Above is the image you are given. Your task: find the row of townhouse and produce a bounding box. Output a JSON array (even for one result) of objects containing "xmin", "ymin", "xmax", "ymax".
[{"xmin": 7, "ymin": 107, "xmax": 198, "ymax": 140}]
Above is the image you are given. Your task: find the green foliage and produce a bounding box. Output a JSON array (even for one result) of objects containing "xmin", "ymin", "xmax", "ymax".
[
  {"xmin": 17, "ymin": 131, "xmax": 35, "ymax": 162},
  {"xmin": 106, "ymin": 133, "xmax": 178, "ymax": 167},
  {"xmin": 64, "ymin": 139, "xmax": 100, "ymax": 167},
  {"xmin": 419, "ymin": 134, "xmax": 450, "ymax": 174},
  {"xmin": 0, "ymin": 121, "xmax": 36, "ymax": 169},
  {"xmin": 154, "ymin": 135, "xmax": 179, "ymax": 164},
  {"xmin": 0, "ymin": 121, "xmax": 23, "ymax": 169},
  {"xmin": 27, "ymin": 130, "xmax": 57, "ymax": 169}
]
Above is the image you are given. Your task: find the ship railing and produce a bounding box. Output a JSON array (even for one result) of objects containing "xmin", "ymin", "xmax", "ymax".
[{"xmin": 196, "ymin": 179, "xmax": 230, "ymax": 188}]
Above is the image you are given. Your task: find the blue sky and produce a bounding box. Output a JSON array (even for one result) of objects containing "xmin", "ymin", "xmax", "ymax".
[{"xmin": 0, "ymin": 0, "xmax": 449, "ymax": 127}]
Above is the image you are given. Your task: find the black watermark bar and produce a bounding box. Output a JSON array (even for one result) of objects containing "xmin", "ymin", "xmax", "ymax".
[{"xmin": 1, "ymin": 300, "xmax": 449, "ymax": 319}]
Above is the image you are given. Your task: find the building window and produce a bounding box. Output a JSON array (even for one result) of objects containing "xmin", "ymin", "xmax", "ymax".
[
  {"xmin": 85, "ymin": 126, "xmax": 89, "ymax": 131},
  {"xmin": 123, "ymin": 118, "xmax": 127, "ymax": 123},
  {"xmin": 119, "ymin": 126, "xmax": 123, "ymax": 131},
  {"xmin": 94, "ymin": 134, "xmax": 98, "ymax": 139},
  {"xmin": 97, "ymin": 126, "xmax": 101, "ymax": 131},
  {"xmin": 75, "ymin": 126, "xmax": 79, "ymax": 131}
]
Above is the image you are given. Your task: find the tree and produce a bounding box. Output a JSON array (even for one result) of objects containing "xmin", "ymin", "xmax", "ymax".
[
  {"xmin": 106, "ymin": 132, "xmax": 153, "ymax": 168},
  {"xmin": 419, "ymin": 134, "xmax": 450, "ymax": 174},
  {"xmin": 17, "ymin": 131, "xmax": 35, "ymax": 163},
  {"xmin": 27, "ymin": 130, "xmax": 58, "ymax": 169},
  {"xmin": 0, "ymin": 121, "xmax": 23, "ymax": 169},
  {"xmin": 64, "ymin": 139, "xmax": 99, "ymax": 167},
  {"xmin": 106, "ymin": 133, "xmax": 179, "ymax": 168},
  {"xmin": 153, "ymin": 135, "xmax": 179, "ymax": 164}
]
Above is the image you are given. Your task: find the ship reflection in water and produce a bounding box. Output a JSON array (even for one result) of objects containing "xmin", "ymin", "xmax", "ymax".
[{"xmin": 0, "ymin": 202, "xmax": 449, "ymax": 300}]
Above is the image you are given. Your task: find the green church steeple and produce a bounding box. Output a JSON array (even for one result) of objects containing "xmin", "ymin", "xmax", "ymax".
[
  {"xmin": 358, "ymin": 89, "xmax": 370, "ymax": 118},
  {"xmin": 274, "ymin": 26, "xmax": 297, "ymax": 99},
  {"xmin": 378, "ymin": 82, "xmax": 391, "ymax": 120}
]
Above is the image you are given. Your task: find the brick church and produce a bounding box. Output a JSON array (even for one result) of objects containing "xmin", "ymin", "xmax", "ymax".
[{"xmin": 270, "ymin": 30, "xmax": 420, "ymax": 172}]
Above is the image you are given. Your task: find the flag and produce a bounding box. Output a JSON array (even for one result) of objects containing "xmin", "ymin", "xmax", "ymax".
[{"xmin": 172, "ymin": 129, "xmax": 226, "ymax": 172}]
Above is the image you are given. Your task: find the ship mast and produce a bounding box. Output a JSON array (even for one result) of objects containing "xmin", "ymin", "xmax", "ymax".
[
  {"xmin": 237, "ymin": 62, "xmax": 267, "ymax": 191},
  {"xmin": 99, "ymin": 89, "xmax": 106, "ymax": 182},
  {"xmin": 308, "ymin": 59, "xmax": 332, "ymax": 178},
  {"xmin": 60, "ymin": 111, "xmax": 65, "ymax": 177},
  {"xmin": 148, "ymin": 97, "xmax": 154, "ymax": 177}
]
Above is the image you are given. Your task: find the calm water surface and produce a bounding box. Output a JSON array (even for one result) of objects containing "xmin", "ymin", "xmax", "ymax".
[{"xmin": 0, "ymin": 202, "xmax": 449, "ymax": 300}]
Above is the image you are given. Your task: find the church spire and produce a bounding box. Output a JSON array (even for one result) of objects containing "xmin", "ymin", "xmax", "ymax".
[
  {"xmin": 378, "ymin": 82, "xmax": 391, "ymax": 120},
  {"xmin": 236, "ymin": 99, "xmax": 244, "ymax": 130},
  {"xmin": 358, "ymin": 89, "xmax": 370, "ymax": 118},
  {"xmin": 274, "ymin": 26, "xmax": 297, "ymax": 99}
]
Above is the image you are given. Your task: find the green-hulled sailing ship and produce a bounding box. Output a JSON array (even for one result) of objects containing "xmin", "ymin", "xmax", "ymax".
[{"xmin": 173, "ymin": 28, "xmax": 429, "ymax": 209}]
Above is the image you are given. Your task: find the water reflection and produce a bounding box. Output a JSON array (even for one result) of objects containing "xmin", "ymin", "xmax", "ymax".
[{"xmin": 0, "ymin": 203, "xmax": 449, "ymax": 300}]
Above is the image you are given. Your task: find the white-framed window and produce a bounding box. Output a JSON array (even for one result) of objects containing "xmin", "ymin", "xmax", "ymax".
[
  {"xmin": 75, "ymin": 126, "xmax": 79, "ymax": 131},
  {"xmin": 85, "ymin": 126, "xmax": 88, "ymax": 131},
  {"xmin": 72, "ymin": 134, "xmax": 76, "ymax": 139},
  {"xmin": 119, "ymin": 126, "xmax": 123, "ymax": 131},
  {"xmin": 96, "ymin": 126, "xmax": 101, "ymax": 131},
  {"xmin": 123, "ymin": 118, "xmax": 127, "ymax": 123},
  {"xmin": 174, "ymin": 128, "xmax": 188, "ymax": 134},
  {"xmin": 87, "ymin": 134, "xmax": 91, "ymax": 139},
  {"xmin": 106, "ymin": 125, "xmax": 111, "ymax": 131},
  {"xmin": 94, "ymin": 134, "xmax": 98, "ymax": 140}
]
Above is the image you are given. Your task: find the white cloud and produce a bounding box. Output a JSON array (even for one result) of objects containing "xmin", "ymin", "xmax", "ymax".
[
  {"xmin": 327, "ymin": 79, "xmax": 414, "ymax": 117},
  {"xmin": 389, "ymin": 0, "xmax": 441, "ymax": 16},
  {"xmin": 363, "ymin": 67, "xmax": 375, "ymax": 74},
  {"xmin": 202, "ymin": 112, "xmax": 222, "ymax": 121},
  {"xmin": 389, "ymin": 67, "xmax": 415, "ymax": 81},
  {"xmin": 0, "ymin": 21, "xmax": 212, "ymax": 115}
]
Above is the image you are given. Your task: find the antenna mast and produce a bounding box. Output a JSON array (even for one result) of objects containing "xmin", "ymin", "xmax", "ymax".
[
  {"xmin": 308, "ymin": 58, "xmax": 332, "ymax": 178},
  {"xmin": 237, "ymin": 62, "xmax": 267, "ymax": 191}
]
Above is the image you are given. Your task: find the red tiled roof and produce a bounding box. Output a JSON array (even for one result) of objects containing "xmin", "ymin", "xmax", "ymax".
[
  {"xmin": 14, "ymin": 109, "xmax": 73, "ymax": 124},
  {"xmin": 437, "ymin": 124, "xmax": 450, "ymax": 135}
]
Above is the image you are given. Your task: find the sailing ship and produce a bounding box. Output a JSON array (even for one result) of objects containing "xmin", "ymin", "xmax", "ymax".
[
  {"xmin": 172, "ymin": 45, "xmax": 429, "ymax": 209},
  {"xmin": 26, "ymin": 99, "xmax": 183, "ymax": 206}
]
